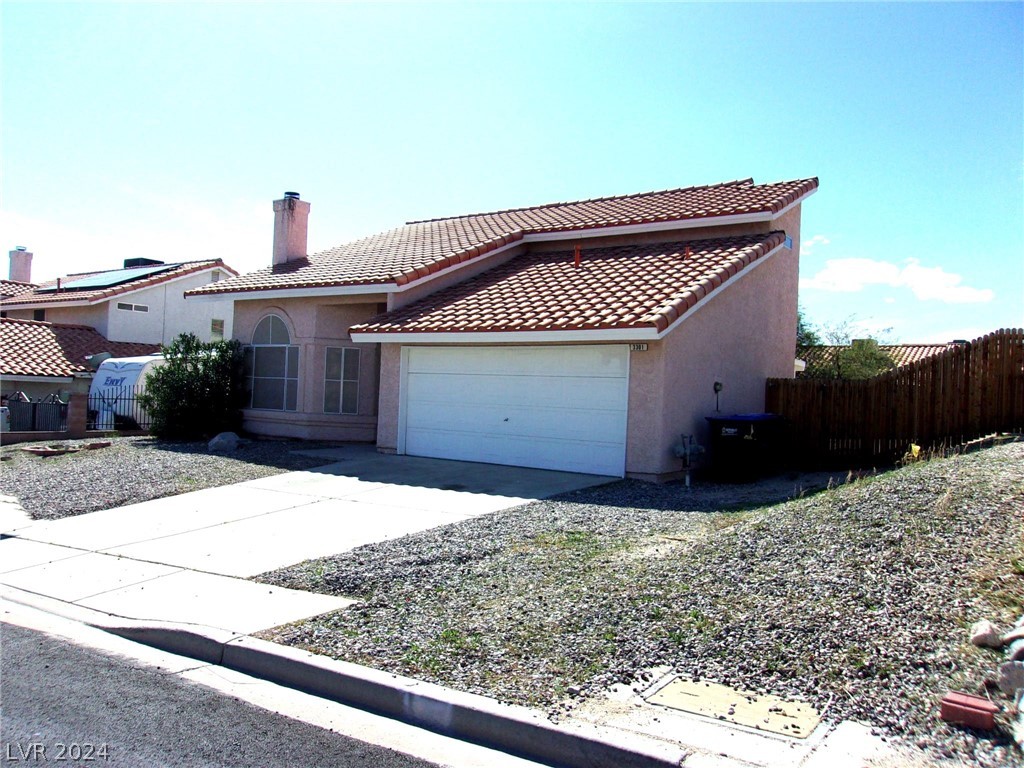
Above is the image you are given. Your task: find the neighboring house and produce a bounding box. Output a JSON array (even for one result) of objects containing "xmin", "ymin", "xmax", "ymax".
[
  {"xmin": 0, "ymin": 248, "xmax": 237, "ymax": 346},
  {"xmin": 0, "ymin": 317, "xmax": 159, "ymax": 401},
  {"xmin": 797, "ymin": 342, "xmax": 961, "ymax": 378},
  {"xmin": 187, "ymin": 178, "xmax": 818, "ymax": 480}
]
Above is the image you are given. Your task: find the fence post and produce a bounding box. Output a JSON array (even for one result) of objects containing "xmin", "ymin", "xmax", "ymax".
[{"xmin": 67, "ymin": 393, "xmax": 88, "ymax": 438}]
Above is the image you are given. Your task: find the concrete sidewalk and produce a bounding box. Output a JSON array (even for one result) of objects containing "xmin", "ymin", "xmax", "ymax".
[{"xmin": 0, "ymin": 445, "xmax": 607, "ymax": 635}]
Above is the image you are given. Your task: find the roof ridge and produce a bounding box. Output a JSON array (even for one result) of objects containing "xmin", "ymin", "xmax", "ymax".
[{"xmin": 405, "ymin": 178, "xmax": 758, "ymax": 225}]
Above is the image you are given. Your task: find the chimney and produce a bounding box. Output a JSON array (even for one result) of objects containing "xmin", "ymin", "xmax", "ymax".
[
  {"xmin": 9, "ymin": 246, "xmax": 33, "ymax": 283},
  {"xmin": 273, "ymin": 191, "xmax": 310, "ymax": 266}
]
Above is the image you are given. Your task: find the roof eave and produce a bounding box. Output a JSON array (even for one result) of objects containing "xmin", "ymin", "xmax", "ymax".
[{"xmin": 350, "ymin": 327, "xmax": 660, "ymax": 344}]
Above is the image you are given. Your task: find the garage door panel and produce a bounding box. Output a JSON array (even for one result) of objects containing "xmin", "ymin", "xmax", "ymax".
[
  {"xmin": 407, "ymin": 400, "xmax": 626, "ymax": 442},
  {"xmin": 408, "ymin": 346, "xmax": 628, "ymax": 378},
  {"xmin": 402, "ymin": 346, "xmax": 628, "ymax": 476},
  {"xmin": 405, "ymin": 429, "xmax": 625, "ymax": 476},
  {"xmin": 407, "ymin": 372, "xmax": 626, "ymax": 410}
]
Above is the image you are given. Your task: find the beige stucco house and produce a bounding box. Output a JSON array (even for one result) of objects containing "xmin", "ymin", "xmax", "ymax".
[{"xmin": 187, "ymin": 179, "xmax": 818, "ymax": 480}]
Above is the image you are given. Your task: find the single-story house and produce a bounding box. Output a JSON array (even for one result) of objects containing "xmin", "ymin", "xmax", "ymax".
[
  {"xmin": 187, "ymin": 178, "xmax": 818, "ymax": 480},
  {"xmin": 1, "ymin": 248, "xmax": 237, "ymax": 346},
  {"xmin": 0, "ymin": 317, "xmax": 159, "ymax": 401}
]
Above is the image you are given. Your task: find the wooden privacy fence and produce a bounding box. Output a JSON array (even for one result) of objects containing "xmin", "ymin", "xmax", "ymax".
[{"xmin": 765, "ymin": 328, "xmax": 1024, "ymax": 468}]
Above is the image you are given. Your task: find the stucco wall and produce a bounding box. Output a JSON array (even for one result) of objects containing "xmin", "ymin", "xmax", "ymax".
[
  {"xmin": 108, "ymin": 269, "xmax": 235, "ymax": 345},
  {"xmin": 9, "ymin": 304, "xmax": 109, "ymax": 336},
  {"xmin": 233, "ymin": 296, "xmax": 384, "ymax": 442},
  {"xmin": 625, "ymin": 217, "xmax": 801, "ymax": 480}
]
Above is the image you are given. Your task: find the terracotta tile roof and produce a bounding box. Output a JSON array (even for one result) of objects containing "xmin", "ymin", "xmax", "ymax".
[
  {"xmin": 190, "ymin": 177, "xmax": 817, "ymax": 297},
  {"xmin": 798, "ymin": 343, "xmax": 959, "ymax": 374},
  {"xmin": 0, "ymin": 318, "xmax": 159, "ymax": 378},
  {"xmin": 0, "ymin": 280, "xmax": 36, "ymax": 300},
  {"xmin": 350, "ymin": 232, "xmax": 788, "ymax": 336},
  {"xmin": 2, "ymin": 259, "xmax": 236, "ymax": 308}
]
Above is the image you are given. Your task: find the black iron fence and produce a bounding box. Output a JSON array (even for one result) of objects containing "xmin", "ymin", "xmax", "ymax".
[{"xmin": 87, "ymin": 384, "xmax": 153, "ymax": 430}]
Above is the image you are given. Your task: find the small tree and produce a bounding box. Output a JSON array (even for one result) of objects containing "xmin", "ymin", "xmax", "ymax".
[
  {"xmin": 796, "ymin": 306, "xmax": 821, "ymax": 351},
  {"xmin": 799, "ymin": 314, "xmax": 896, "ymax": 380},
  {"xmin": 139, "ymin": 333, "xmax": 246, "ymax": 440}
]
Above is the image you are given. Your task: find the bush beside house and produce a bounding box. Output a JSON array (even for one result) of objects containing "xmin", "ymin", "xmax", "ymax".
[{"xmin": 139, "ymin": 333, "xmax": 246, "ymax": 440}]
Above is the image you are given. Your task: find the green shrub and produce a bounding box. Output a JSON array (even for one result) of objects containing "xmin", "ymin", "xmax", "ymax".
[{"xmin": 139, "ymin": 333, "xmax": 246, "ymax": 440}]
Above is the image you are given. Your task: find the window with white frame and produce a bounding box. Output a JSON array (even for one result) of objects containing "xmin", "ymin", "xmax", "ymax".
[
  {"xmin": 116, "ymin": 302, "xmax": 149, "ymax": 312},
  {"xmin": 245, "ymin": 315, "xmax": 298, "ymax": 411},
  {"xmin": 211, "ymin": 319, "xmax": 225, "ymax": 341},
  {"xmin": 324, "ymin": 347, "xmax": 360, "ymax": 415}
]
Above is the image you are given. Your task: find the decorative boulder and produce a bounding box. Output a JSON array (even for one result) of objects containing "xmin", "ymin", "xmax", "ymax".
[
  {"xmin": 970, "ymin": 619, "xmax": 1004, "ymax": 648},
  {"xmin": 997, "ymin": 661, "xmax": 1024, "ymax": 696},
  {"xmin": 208, "ymin": 432, "xmax": 241, "ymax": 453},
  {"xmin": 1008, "ymin": 639, "xmax": 1024, "ymax": 663}
]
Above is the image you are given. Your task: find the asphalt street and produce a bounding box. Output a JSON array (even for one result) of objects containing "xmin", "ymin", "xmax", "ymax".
[{"xmin": 1, "ymin": 622, "xmax": 436, "ymax": 768}]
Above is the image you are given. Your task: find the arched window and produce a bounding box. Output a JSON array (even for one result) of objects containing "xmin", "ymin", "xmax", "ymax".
[{"xmin": 245, "ymin": 315, "xmax": 298, "ymax": 410}]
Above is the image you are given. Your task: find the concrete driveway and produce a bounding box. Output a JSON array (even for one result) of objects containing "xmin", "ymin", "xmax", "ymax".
[{"xmin": 0, "ymin": 445, "xmax": 609, "ymax": 635}]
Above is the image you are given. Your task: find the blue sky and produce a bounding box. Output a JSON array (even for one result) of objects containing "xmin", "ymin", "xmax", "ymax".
[{"xmin": 3, "ymin": 1, "xmax": 1021, "ymax": 343}]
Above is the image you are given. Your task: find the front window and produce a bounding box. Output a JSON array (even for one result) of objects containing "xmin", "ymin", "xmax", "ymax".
[
  {"xmin": 324, "ymin": 347, "xmax": 360, "ymax": 415},
  {"xmin": 245, "ymin": 315, "xmax": 298, "ymax": 410}
]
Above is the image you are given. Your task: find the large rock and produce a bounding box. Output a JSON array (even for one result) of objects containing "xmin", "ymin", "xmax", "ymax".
[
  {"xmin": 970, "ymin": 619, "xmax": 1004, "ymax": 648},
  {"xmin": 998, "ymin": 661, "xmax": 1024, "ymax": 696},
  {"xmin": 208, "ymin": 432, "xmax": 241, "ymax": 453},
  {"xmin": 1008, "ymin": 639, "xmax": 1024, "ymax": 663},
  {"xmin": 1002, "ymin": 625, "xmax": 1024, "ymax": 644}
]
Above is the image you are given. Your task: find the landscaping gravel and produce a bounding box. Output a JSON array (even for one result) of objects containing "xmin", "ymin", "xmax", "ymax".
[
  {"xmin": 257, "ymin": 443, "xmax": 1024, "ymax": 767},
  {"xmin": 0, "ymin": 436, "xmax": 333, "ymax": 519}
]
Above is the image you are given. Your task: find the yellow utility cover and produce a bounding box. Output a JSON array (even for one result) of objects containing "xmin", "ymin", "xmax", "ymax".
[{"xmin": 646, "ymin": 678, "xmax": 820, "ymax": 738}]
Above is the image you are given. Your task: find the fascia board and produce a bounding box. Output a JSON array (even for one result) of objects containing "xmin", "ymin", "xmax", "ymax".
[
  {"xmin": 351, "ymin": 327, "xmax": 658, "ymax": 344},
  {"xmin": 2, "ymin": 374, "xmax": 76, "ymax": 383},
  {"xmin": 186, "ymin": 285, "xmax": 390, "ymax": 302}
]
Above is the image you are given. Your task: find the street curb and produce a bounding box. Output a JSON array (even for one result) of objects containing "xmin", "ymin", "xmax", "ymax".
[{"xmin": 1, "ymin": 586, "xmax": 686, "ymax": 768}]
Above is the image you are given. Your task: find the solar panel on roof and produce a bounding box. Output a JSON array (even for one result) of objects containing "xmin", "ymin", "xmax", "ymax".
[{"xmin": 37, "ymin": 264, "xmax": 175, "ymax": 293}]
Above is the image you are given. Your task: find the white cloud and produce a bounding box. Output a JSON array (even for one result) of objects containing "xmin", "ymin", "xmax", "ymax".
[
  {"xmin": 801, "ymin": 234, "xmax": 830, "ymax": 257},
  {"xmin": 800, "ymin": 257, "xmax": 994, "ymax": 304}
]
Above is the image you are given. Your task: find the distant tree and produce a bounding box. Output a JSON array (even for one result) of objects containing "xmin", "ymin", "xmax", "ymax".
[
  {"xmin": 138, "ymin": 333, "xmax": 246, "ymax": 440},
  {"xmin": 796, "ymin": 306, "xmax": 821, "ymax": 351},
  {"xmin": 800, "ymin": 315, "xmax": 897, "ymax": 380}
]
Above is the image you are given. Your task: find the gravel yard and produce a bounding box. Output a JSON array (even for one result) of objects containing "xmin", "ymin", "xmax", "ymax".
[
  {"xmin": 0, "ymin": 436, "xmax": 333, "ymax": 519},
  {"xmin": 257, "ymin": 442, "xmax": 1024, "ymax": 767}
]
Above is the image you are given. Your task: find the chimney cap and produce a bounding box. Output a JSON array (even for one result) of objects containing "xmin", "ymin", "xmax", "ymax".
[
  {"xmin": 15, "ymin": 246, "xmax": 27, "ymax": 252},
  {"xmin": 284, "ymin": 191, "xmax": 301, "ymax": 200}
]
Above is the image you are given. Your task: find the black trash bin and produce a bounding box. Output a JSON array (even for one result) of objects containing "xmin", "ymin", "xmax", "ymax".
[{"xmin": 704, "ymin": 413, "xmax": 783, "ymax": 482}]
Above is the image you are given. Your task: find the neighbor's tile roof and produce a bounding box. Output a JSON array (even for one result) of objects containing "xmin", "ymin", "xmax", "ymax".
[
  {"xmin": 798, "ymin": 343, "xmax": 959, "ymax": 373},
  {"xmin": 0, "ymin": 280, "xmax": 36, "ymax": 300},
  {"xmin": 0, "ymin": 318, "xmax": 159, "ymax": 378},
  {"xmin": 351, "ymin": 232, "xmax": 788, "ymax": 336},
  {"xmin": 1, "ymin": 259, "xmax": 237, "ymax": 308},
  {"xmin": 190, "ymin": 177, "xmax": 817, "ymax": 296}
]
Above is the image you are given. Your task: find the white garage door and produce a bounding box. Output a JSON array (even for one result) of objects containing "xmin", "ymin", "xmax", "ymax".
[{"xmin": 401, "ymin": 346, "xmax": 628, "ymax": 476}]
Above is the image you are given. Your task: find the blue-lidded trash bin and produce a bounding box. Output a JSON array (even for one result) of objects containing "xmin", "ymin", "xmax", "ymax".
[{"xmin": 705, "ymin": 413, "xmax": 784, "ymax": 482}]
